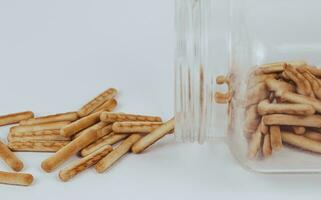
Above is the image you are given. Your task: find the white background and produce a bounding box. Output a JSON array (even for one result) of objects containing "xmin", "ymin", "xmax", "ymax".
[{"xmin": 0, "ymin": 0, "xmax": 321, "ymax": 199}]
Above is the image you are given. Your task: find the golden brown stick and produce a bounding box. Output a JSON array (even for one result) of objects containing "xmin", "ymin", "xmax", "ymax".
[
  {"xmin": 282, "ymin": 131, "xmax": 321, "ymax": 154},
  {"xmin": 59, "ymin": 145, "xmax": 113, "ymax": 182},
  {"xmin": 247, "ymin": 127, "xmax": 262, "ymax": 159},
  {"xmin": 245, "ymin": 82, "xmax": 269, "ymax": 106},
  {"xmin": 131, "ymin": 118, "xmax": 174, "ymax": 154},
  {"xmin": 41, "ymin": 122, "xmax": 108, "ymax": 172},
  {"xmin": 257, "ymin": 99, "xmax": 315, "ymax": 116},
  {"xmin": 0, "ymin": 141, "xmax": 23, "ymax": 171},
  {"xmin": 214, "ymin": 92, "xmax": 232, "ymax": 104},
  {"xmin": 263, "ymin": 114, "xmax": 321, "ymax": 128},
  {"xmin": 20, "ymin": 112, "xmax": 78, "ymax": 125},
  {"xmin": 262, "ymin": 134, "xmax": 272, "ymax": 158},
  {"xmin": 243, "ymin": 105, "xmax": 260, "ymax": 137},
  {"xmin": 61, "ymin": 111, "xmax": 104, "ymax": 137},
  {"xmin": 297, "ymin": 65, "xmax": 321, "ymax": 77},
  {"xmin": 80, "ymin": 133, "xmax": 129, "ymax": 157},
  {"xmin": 78, "ymin": 88, "xmax": 117, "ymax": 117},
  {"xmin": 112, "ymin": 122, "xmax": 163, "ymax": 134},
  {"xmin": 304, "ymin": 131, "xmax": 321, "ymax": 142},
  {"xmin": 254, "ymin": 62, "xmax": 286, "ymax": 74},
  {"xmin": 100, "ymin": 112, "xmax": 162, "ymax": 123},
  {"xmin": 280, "ymin": 92, "xmax": 321, "ymax": 113},
  {"xmin": 293, "ymin": 126, "xmax": 306, "ymax": 135},
  {"xmin": 269, "ymin": 126, "xmax": 282, "ymax": 151},
  {"xmin": 10, "ymin": 121, "xmax": 70, "ymax": 134},
  {"xmin": 91, "ymin": 99, "xmax": 117, "ymax": 114},
  {"xmin": 247, "ymin": 74, "xmax": 278, "ymax": 89},
  {"xmin": 95, "ymin": 134, "xmax": 142, "ymax": 173},
  {"xmin": 8, "ymin": 141, "xmax": 69, "ymax": 152},
  {"xmin": 301, "ymin": 70, "xmax": 321, "ymax": 99},
  {"xmin": 72, "ymin": 123, "xmax": 112, "ymax": 139},
  {"xmin": 0, "ymin": 111, "xmax": 34, "ymax": 127},
  {"xmin": 8, "ymin": 129, "xmax": 71, "ymax": 142},
  {"xmin": 265, "ymin": 78, "xmax": 295, "ymax": 96},
  {"xmin": 0, "ymin": 171, "xmax": 33, "ymax": 186},
  {"xmin": 259, "ymin": 120, "xmax": 268, "ymax": 135}
]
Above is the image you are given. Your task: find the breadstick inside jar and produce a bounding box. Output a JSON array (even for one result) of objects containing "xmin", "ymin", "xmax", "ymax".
[{"xmin": 281, "ymin": 131, "xmax": 321, "ymax": 154}]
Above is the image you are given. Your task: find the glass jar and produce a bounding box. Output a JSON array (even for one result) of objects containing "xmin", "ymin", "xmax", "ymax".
[{"xmin": 175, "ymin": 0, "xmax": 321, "ymax": 173}]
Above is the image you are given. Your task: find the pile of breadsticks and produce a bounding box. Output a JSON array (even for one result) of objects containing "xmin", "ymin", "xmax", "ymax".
[
  {"xmin": 0, "ymin": 88, "xmax": 174, "ymax": 186},
  {"xmin": 245, "ymin": 61, "xmax": 321, "ymax": 159}
]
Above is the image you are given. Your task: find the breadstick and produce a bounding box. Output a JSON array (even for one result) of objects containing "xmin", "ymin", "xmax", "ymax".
[
  {"xmin": 8, "ymin": 129, "xmax": 70, "ymax": 142},
  {"xmin": 80, "ymin": 133, "xmax": 129, "ymax": 157},
  {"xmin": 265, "ymin": 78, "xmax": 295, "ymax": 96},
  {"xmin": 0, "ymin": 171, "xmax": 33, "ymax": 186},
  {"xmin": 20, "ymin": 112, "xmax": 79, "ymax": 125},
  {"xmin": 301, "ymin": 70, "xmax": 321, "ymax": 99},
  {"xmin": 78, "ymin": 88, "xmax": 117, "ymax": 117},
  {"xmin": 112, "ymin": 121, "xmax": 163, "ymax": 134},
  {"xmin": 0, "ymin": 111, "xmax": 34, "ymax": 126},
  {"xmin": 214, "ymin": 92, "xmax": 232, "ymax": 104},
  {"xmin": 0, "ymin": 141, "xmax": 23, "ymax": 171},
  {"xmin": 41, "ymin": 122, "xmax": 108, "ymax": 172},
  {"xmin": 287, "ymin": 60, "xmax": 307, "ymax": 67},
  {"xmin": 245, "ymin": 82, "xmax": 269, "ymax": 106},
  {"xmin": 259, "ymin": 120, "xmax": 268, "ymax": 135},
  {"xmin": 297, "ymin": 65, "xmax": 321, "ymax": 77},
  {"xmin": 91, "ymin": 99, "xmax": 117, "ymax": 114},
  {"xmin": 61, "ymin": 111, "xmax": 103, "ymax": 137},
  {"xmin": 304, "ymin": 131, "xmax": 321, "ymax": 142},
  {"xmin": 254, "ymin": 62, "xmax": 286, "ymax": 75},
  {"xmin": 247, "ymin": 74, "xmax": 278, "ymax": 89},
  {"xmin": 131, "ymin": 118, "xmax": 174, "ymax": 154},
  {"xmin": 8, "ymin": 141, "xmax": 69, "ymax": 152},
  {"xmin": 59, "ymin": 145, "xmax": 113, "ymax": 182},
  {"xmin": 280, "ymin": 92, "xmax": 321, "ymax": 113},
  {"xmin": 257, "ymin": 99, "xmax": 315, "ymax": 116},
  {"xmin": 262, "ymin": 134, "xmax": 272, "ymax": 158},
  {"xmin": 263, "ymin": 114, "xmax": 321, "ymax": 128},
  {"xmin": 247, "ymin": 127, "xmax": 262, "ymax": 159},
  {"xmin": 95, "ymin": 134, "xmax": 142, "ymax": 173},
  {"xmin": 269, "ymin": 126, "xmax": 282, "ymax": 151},
  {"xmin": 293, "ymin": 126, "xmax": 306, "ymax": 135},
  {"xmin": 282, "ymin": 131, "xmax": 321, "ymax": 154},
  {"xmin": 100, "ymin": 112, "xmax": 162, "ymax": 123},
  {"xmin": 10, "ymin": 121, "xmax": 70, "ymax": 134},
  {"xmin": 243, "ymin": 105, "xmax": 260, "ymax": 137}
]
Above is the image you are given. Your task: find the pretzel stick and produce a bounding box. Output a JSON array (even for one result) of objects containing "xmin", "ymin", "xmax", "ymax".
[
  {"xmin": 112, "ymin": 122, "xmax": 163, "ymax": 134},
  {"xmin": 0, "ymin": 141, "xmax": 23, "ymax": 171},
  {"xmin": 91, "ymin": 99, "xmax": 117, "ymax": 114},
  {"xmin": 304, "ymin": 131, "xmax": 321, "ymax": 142},
  {"xmin": 59, "ymin": 145, "xmax": 113, "ymax": 182},
  {"xmin": 257, "ymin": 99, "xmax": 315, "ymax": 116},
  {"xmin": 269, "ymin": 126, "xmax": 282, "ymax": 151},
  {"xmin": 95, "ymin": 134, "xmax": 142, "ymax": 173},
  {"xmin": 20, "ymin": 112, "xmax": 79, "ymax": 125},
  {"xmin": 0, "ymin": 111, "xmax": 34, "ymax": 127},
  {"xmin": 131, "ymin": 118, "xmax": 174, "ymax": 154},
  {"xmin": 293, "ymin": 126, "xmax": 306, "ymax": 135},
  {"xmin": 61, "ymin": 111, "xmax": 104, "ymax": 137},
  {"xmin": 10, "ymin": 121, "xmax": 70, "ymax": 134},
  {"xmin": 78, "ymin": 88, "xmax": 117, "ymax": 117},
  {"xmin": 0, "ymin": 171, "xmax": 33, "ymax": 186},
  {"xmin": 282, "ymin": 131, "xmax": 321, "ymax": 154},
  {"xmin": 80, "ymin": 133, "xmax": 129, "ymax": 157},
  {"xmin": 100, "ymin": 112, "xmax": 162, "ymax": 123},
  {"xmin": 262, "ymin": 134, "xmax": 272, "ymax": 158},
  {"xmin": 247, "ymin": 126, "xmax": 262, "ymax": 159},
  {"xmin": 41, "ymin": 122, "xmax": 109, "ymax": 172},
  {"xmin": 243, "ymin": 105, "xmax": 260, "ymax": 137},
  {"xmin": 8, "ymin": 141, "xmax": 69, "ymax": 152},
  {"xmin": 8, "ymin": 129, "xmax": 71, "ymax": 142},
  {"xmin": 245, "ymin": 82, "xmax": 269, "ymax": 106},
  {"xmin": 265, "ymin": 78, "xmax": 295, "ymax": 96},
  {"xmin": 280, "ymin": 92, "xmax": 321, "ymax": 113},
  {"xmin": 263, "ymin": 114, "xmax": 321, "ymax": 127}
]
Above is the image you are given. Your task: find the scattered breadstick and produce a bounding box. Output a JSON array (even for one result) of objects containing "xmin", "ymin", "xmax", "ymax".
[
  {"xmin": 20, "ymin": 112, "xmax": 79, "ymax": 125},
  {"xmin": 41, "ymin": 122, "xmax": 109, "ymax": 172},
  {"xmin": 269, "ymin": 126, "xmax": 282, "ymax": 151},
  {"xmin": 78, "ymin": 88, "xmax": 117, "ymax": 117},
  {"xmin": 254, "ymin": 62, "xmax": 286, "ymax": 75},
  {"xmin": 257, "ymin": 99, "xmax": 315, "ymax": 116},
  {"xmin": 265, "ymin": 78, "xmax": 295, "ymax": 96},
  {"xmin": 91, "ymin": 99, "xmax": 117, "ymax": 114},
  {"xmin": 100, "ymin": 112, "xmax": 162, "ymax": 123},
  {"xmin": 247, "ymin": 127, "xmax": 262, "ymax": 159},
  {"xmin": 0, "ymin": 140, "xmax": 23, "ymax": 171},
  {"xmin": 131, "ymin": 118, "xmax": 174, "ymax": 154},
  {"xmin": 8, "ymin": 141, "xmax": 69, "ymax": 152},
  {"xmin": 0, "ymin": 171, "xmax": 33, "ymax": 186},
  {"xmin": 263, "ymin": 114, "xmax": 321, "ymax": 128},
  {"xmin": 0, "ymin": 111, "xmax": 34, "ymax": 127},
  {"xmin": 61, "ymin": 111, "xmax": 104, "ymax": 137},
  {"xmin": 243, "ymin": 105, "xmax": 260, "ymax": 137},
  {"xmin": 262, "ymin": 134, "xmax": 272, "ymax": 158},
  {"xmin": 112, "ymin": 121, "xmax": 163, "ymax": 134},
  {"xmin": 59, "ymin": 145, "xmax": 113, "ymax": 182},
  {"xmin": 293, "ymin": 126, "xmax": 306, "ymax": 135},
  {"xmin": 304, "ymin": 131, "xmax": 321, "ymax": 142},
  {"xmin": 8, "ymin": 129, "xmax": 71, "ymax": 142},
  {"xmin": 280, "ymin": 92, "xmax": 321, "ymax": 113},
  {"xmin": 95, "ymin": 134, "xmax": 142, "ymax": 173},
  {"xmin": 72, "ymin": 122, "xmax": 112, "ymax": 139},
  {"xmin": 245, "ymin": 82, "xmax": 269, "ymax": 106},
  {"xmin": 80, "ymin": 133, "xmax": 129, "ymax": 157},
  {"xmin": 10, "ymin": 121, "xmax": 70, "ymax": 134},
  {"xmin": 282, "ymin": 131, "xmax": 321, "ymax": 154}
]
